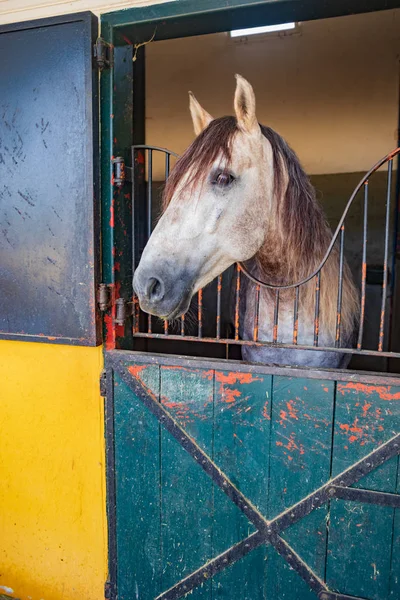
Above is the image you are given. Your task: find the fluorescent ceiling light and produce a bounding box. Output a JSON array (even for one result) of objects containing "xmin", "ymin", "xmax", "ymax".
[{"xmin": 230, "ymin": 22, "xmax": 296, "ymax": 37}]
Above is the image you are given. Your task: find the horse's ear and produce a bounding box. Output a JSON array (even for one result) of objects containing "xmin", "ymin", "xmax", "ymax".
[
  {"xmin": 189, "ymin": 92, "xmax": 213, "ymax": 136},
  {"xmin": 234, "ymin": 74, "xmax": 259, "ymax": 135}
]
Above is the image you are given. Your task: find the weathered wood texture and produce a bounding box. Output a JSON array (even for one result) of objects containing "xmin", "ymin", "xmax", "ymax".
[{"xmin": 112, "ymin": 362, "xmax": 400, "ymax": 600}]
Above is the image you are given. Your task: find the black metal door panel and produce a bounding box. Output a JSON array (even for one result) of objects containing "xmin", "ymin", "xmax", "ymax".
[{"xmin": 0, "ymin": 12, "xmax": 100, "ymax": 345}]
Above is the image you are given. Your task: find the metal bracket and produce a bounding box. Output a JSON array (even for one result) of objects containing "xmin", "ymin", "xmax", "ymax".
[
  {"xmin": 98, "ymin": 283, "xmax": 112, "ymax": 312},
  {"xmin": 112, "ymin": 156, "xmax": 133, "ymax": 188},
  {"xmin": 94, "ymin": 37, "xmax": 113, "ymax": 70},
  {"xmin": 100, "ymin": 370, "xmax": 107, "ymax": 397},
  {"xmin": 319, "ymin": 593, "xmax": 368, "ymax": 600},
  {"xmin": 115, "ymin": 298, "xmax": 134, "ymax": 326}
]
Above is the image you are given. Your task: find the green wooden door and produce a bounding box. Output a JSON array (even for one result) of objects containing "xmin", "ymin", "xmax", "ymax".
[{"xmin": 105, "ymin": 351, "xmax": 400, "ymax": 600}]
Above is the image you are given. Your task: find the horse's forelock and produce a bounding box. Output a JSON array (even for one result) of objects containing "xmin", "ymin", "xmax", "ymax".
[{"xmin": 162, "ymin": 116, "xmax": 239, "ymax": 211}]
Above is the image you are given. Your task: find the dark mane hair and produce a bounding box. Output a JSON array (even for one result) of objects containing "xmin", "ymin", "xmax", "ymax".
[
  {"xmin": 163, "ymin": 116, "xmax": 328, "ymax": 279},
  {"xmin": 162, "ymin": 116, "xmax": 358, "ymax": 341}
]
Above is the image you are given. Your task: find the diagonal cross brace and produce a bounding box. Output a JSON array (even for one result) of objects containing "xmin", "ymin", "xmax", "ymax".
[{"xmin": 113, "ymin": 361, "xmax": 399, "ymax": 600}]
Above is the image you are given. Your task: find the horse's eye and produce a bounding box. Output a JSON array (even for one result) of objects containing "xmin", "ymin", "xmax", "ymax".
[{"xmin": 212, "ymin": 172, "xmax": 235, "ymax": 188}]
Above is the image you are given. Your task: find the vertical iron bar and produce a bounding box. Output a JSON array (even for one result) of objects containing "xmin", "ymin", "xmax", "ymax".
[
  {"xmin": 133, "ymin": 296, "xmax": 140, "ymax": 334},
  {"xmin": 181, "ymin": 314, "xmax": 185, "ymax": 336},
  {"xmin": 198, "ymin": 289, "xmax": 203, "ymax": 338},
  {"xmin": 357, "ymin": 181, "xmax": 369, "ymax": 349},
  {"xmin": 273, "ymin": 289, "xmax": 280, "ymax": 343},
  {"xmin": 147, "ymin": 149, "xmax": 153, "ymax": 241},
  {"xmin": 253, "ymin": 284, "xmax": 261, "ymax": 342},
  {"xmin": 314, "ymin": 272, "xmax": 321, "ymax": 347},
  {"xmin": 335, "ymin": 226, "xmax": 345, "ymax": 347},
  {"xmin": 293, "ymin": 286, "xmax": 299, "ymax": 345},
  {"xmin": 234, "ymin": 265, "xmax": 241, "ymax": 340},
  {"xmin": 147, "ymin": 149, "xmax": 153, "ymax": 334},
  {"xmin": 165, "ymin": 152, "xmax": 170, "ymax": 179},
  {"xmin": 216, "ymin": 274, "xmax": 222, "ymax": 339},
  {"xmin": 164, "ymin": 320, "xmax": 168, "ymax": 335},
  {"xmin": 379, "ymin": 159, "xmax": 393, "ymax": 351}
]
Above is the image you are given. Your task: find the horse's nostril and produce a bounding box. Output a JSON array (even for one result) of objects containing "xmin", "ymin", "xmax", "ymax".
[{"xmin": 146, "ymin": 277, "xmax": 164, "ymax": 302}]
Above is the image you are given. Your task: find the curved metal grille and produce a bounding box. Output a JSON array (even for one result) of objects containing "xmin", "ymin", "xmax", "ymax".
[{"xmin": 130, "ymin": 144, "xmax": 400, "ymax": 360}]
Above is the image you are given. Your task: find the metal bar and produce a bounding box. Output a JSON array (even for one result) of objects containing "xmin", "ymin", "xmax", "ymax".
[
  {"xmin": 358, "ymin": 181, "xmax": 369, "ymax": 349},
  {"xmin": 104, "ymin": 369, "xmax": 118, "ymax": 600},
  {"xmin": 330, "ymin": 485, "xmax": 400, "ymax": 508},
  {"xmin": 155, "ymin": 531, "xmax": 265, "ymax": 600},
  {"xmin": 293, "ymin": 286, "xmax": 299, "ymax": 345},
  {"xmin": 133, "ymin": 296, "xmax": 140, "ymax": 333},
  {"xmin": 129, "ymin": 331, "xmax": 400, "ymax": 358},
  {"xmin": 269, "ymin": 433, "xmax": 400, "ymax": 535},
  {"xmin": 216, "ymin": 274, "xmax": 222, "ymax": 339},
  {"xmin": 273, "ymin": 289, "xmax": 280, "ymax": 343},
  {"xmin": 147, "ymin": 148, "xmax": 153, "ymax": 241},
  {"xmin": 253, "ymin": 284, "xmax": 260, "ymax": 342},
  {"xmin": 239, "ymin": 147, "xmax": 400, "ymax": 290},
  {"xmin": 164, "ymin": 320, "xmax": 169, "ymax": 335},
  {"xmin": 314, "ymin": 273, "xmax": 321, "ymax": 347},
  {"xmin": 180, "ymin": 314, "xmax": 185, "ymax": 336},
  {"xmin": 147, "ymin": 314, "xmax": 152, "ymax": 334},
  {"xmin": 133, "ymin": 144, "xmax": 179, "ymax": 159},
  {"xmin": 198, "ymin": 289, "xmax": 203, "ymax": 338},
  {"xmin": 335, "ymin": 226, "xmax": 345, "ymax": 347},
  {"xmin": 319, "ymin": 592, "xmax": 369, "ymax": 600},
  {"xmin": 114, "ymin": 362, "xmax": 271, "ymax": 535},
  {"xmin": 234, "ymin": 265, "xmax": 241, "ymax": 340},
  {"xmin": 165, "ymin": 152, "xmax": 170, "ymax": 179},
  {"xmin": 379, "ymin": 159, "xmax": 393, "ymax": 352},
  {"xmin": 270, "ymin": 534, "xmax": 326, "ymax": 595},
  {"xmin": 131, "ymin": 146, "xmax": 136, "ymax": 271}
]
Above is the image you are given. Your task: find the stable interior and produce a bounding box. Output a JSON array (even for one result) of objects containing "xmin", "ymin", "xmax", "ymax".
[{"xmin": 131, "ymin": 9, "xmax": 400, "ymax": 372}]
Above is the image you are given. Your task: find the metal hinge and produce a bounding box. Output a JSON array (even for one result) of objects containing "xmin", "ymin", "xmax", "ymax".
[
  {"xmin": 100, "ymin": 370, "xmax": 107, "ymax": 397},
  {"xmin": 112, "ymin": 156, "xmax": 133, "ymax": 188},
  {"xmin": 115, "ymin": 297, "xmax": 135, "ymax": 326},
  {"xmin": 94, "ymin": 37, "xmax": 113, "ymax": 70},
  {"xmin": 98, "ymin": 283, "xmax": 112, "ymax": 312}
]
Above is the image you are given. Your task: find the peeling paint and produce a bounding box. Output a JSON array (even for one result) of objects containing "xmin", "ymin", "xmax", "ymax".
[{"xmin": 338, "ymin": 382, "xmax": 400, "ymax": 401}]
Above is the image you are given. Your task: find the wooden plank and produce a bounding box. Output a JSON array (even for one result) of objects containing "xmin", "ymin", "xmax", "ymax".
[
  {"xmin": 389, "ymin": 457, "xmax": 400, "ymax": 598},
  {"xmin": 114, "ymin": 365, "xmax": 162, "ymax": 600},
  {"xmin": 212, "ymin": 370, "xmax": 272, "ymax": 599},
  {"xmin": 327, "ymin": 382, "xmax": 400, "ymax": 600},
  {"xmin": 267, "ymin": 376, "xmax": 336, "ymax": 599},
  {"xmin": 160, "ymin": 366, "xmax": 214, "ymax": 598}
]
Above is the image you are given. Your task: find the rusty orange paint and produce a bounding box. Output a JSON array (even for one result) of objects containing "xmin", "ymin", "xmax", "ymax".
[
  {"xmin": 128, "ymin": 365, "xmax": 147, "ymax": 379},
  {"xmin": 286, "ymin": 400, "xmax": 299, "ymax": 420},
  {"xmin": 220, "ymin": 387, "xmax": 241, "ymax": 404},
  {"xmin": 263, "ymin": 401, "xmax": 270, "ymax": 420},
  {"xmin": 215, "ymin": 371, "xmax": 261, "ymax": 385},
  {"xmin": 338, "ymin": 381, "xmax": 400, "ymax": 401},
  {"xmin": 279, "ymin": 409, "xmax": 288, "ymax": 422},
  {"xmin": 104, "ymin": 314, "xmax": 115, "ymax": 351},
  {"xmin": 109, "ymin": 199, "xmax": 115, "ymax": 228}
]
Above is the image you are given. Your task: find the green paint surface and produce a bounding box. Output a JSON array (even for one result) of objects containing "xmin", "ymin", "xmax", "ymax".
[
  {"xmin": 266, "ymin": 377, "xmax": 335, "ymax": 599},
  {"xmin": 114, "ymin": 366, "xmax": 162, "ymax": 600},
  {"xmin": 113, "ymin": 364, "xmax": 400, "ymax": 600},
  {"xmin": 326, "ymin": 381, "xmax": 400, "ymax": 600},
  {"xmin": 212, "ymin": 370, "xmax": 272, "ymax": 598}
]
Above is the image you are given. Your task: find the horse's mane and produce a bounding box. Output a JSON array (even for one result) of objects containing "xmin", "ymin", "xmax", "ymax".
[{"xmin": 162, "ymin": 116, "xmax": 359, "ymax": 344}]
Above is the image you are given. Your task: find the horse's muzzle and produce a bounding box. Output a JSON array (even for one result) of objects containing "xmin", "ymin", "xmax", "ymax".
[{"xmin": 133, "ymin": 266, "xmax": 194, "ymax": 320}]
